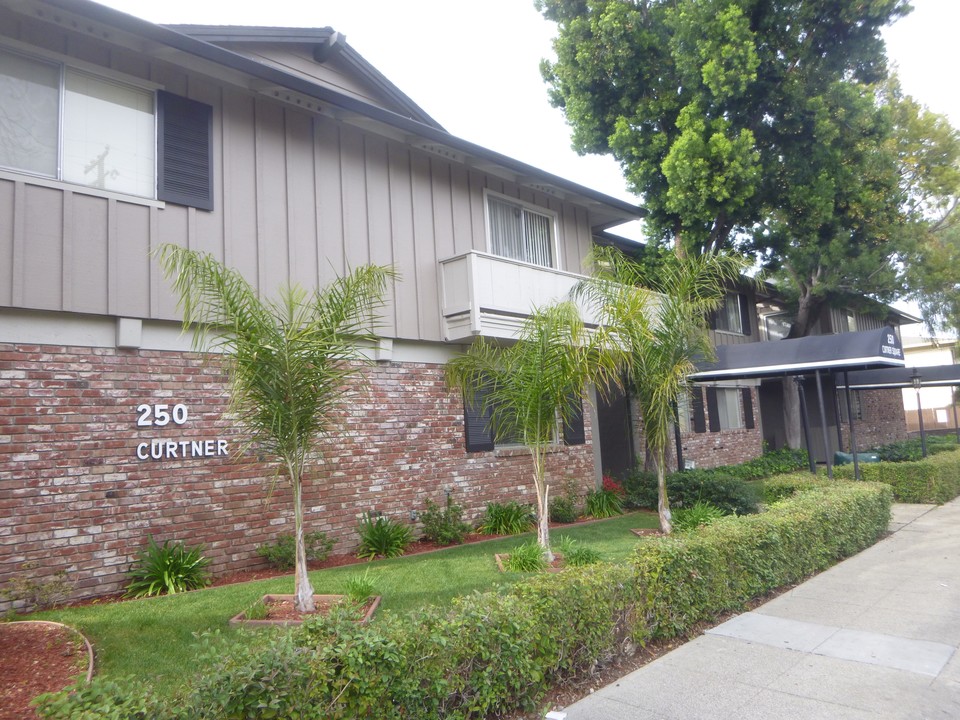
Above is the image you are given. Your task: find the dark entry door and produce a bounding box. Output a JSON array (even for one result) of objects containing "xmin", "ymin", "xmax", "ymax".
[{"xmin": 596, "ymin": 383, "xmax": 635, "ymax": 478}]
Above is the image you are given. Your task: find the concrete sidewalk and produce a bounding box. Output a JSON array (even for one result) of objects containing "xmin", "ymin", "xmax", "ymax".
[{"xmin": 557, "ymin": 501, "xmax": 960, "ymax": 719}]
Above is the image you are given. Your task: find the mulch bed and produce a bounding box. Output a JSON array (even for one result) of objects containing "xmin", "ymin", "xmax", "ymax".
[{"xmin": 0, "ymin": 623, "xmax": 90, "ymax": 720}]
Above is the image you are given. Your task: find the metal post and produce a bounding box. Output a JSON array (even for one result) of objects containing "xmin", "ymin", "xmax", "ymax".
[
  {"xmin": 953, "ymin": 385, "xmax": 960, "ymax": 444},
  {"xmin": 912, "ymin": 370, "xmax": 927, "ymax": 458},
  {"xmin": 844, "ymin": 370, "xmax": 861, "ymax": 481},
  {"xmin": 795, "ymin": 376, "xmax": 816, "ymax": 474},
  {"xmin": 833, "ymin": 378, "xmax": 845, "ymax": 449},
  {"xmin": 815, "ymin": 370, "xmax": 833, "ymax": 479}
]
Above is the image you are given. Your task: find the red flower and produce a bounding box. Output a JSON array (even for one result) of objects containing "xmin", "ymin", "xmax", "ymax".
[{"xmin": 601, "ymin": 476, "xmax": 625, "ymax": 496}]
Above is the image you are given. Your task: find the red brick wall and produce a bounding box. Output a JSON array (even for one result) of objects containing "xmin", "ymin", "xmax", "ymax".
[
  {"xmin": 839, "ymin": 388, "xmax": 908, "ymax": 450},
  {"xmin": 0, "ymin": 344, "xmax": 596, "ymax": 609}
]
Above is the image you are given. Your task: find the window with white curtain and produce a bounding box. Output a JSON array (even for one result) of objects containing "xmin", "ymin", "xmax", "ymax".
[
  {"xmin": 486, "ymin": 193, "xmax": 556, "ymax": 268},
  {"xmin": 716, "ymin": 388, "xmax": 743, "ymax": 430},
  {"xmin": 0, "ymin": 47, "xmax": 155, "ymax": 198}
]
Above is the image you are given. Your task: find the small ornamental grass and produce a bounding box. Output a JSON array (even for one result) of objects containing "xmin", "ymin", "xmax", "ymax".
[
  {"xmin": 477, "ymin": 501, "xmax": 535, "ymax": 535},
  {"xmin": 556, "ymin": 536, "xmax": 601, "ymax": 567},
  {"xmin": 672, "ymin": 500, "xmax": 726, "ymax": 532},
  {"xmin": 503, "ymin": 540, "xmax": 548, "ymax": 572},
  {"xmin": 584, "ymin": 488, "xmax": 624, "ymax": 519},
  {"xmin": 125, "ymin": 537, "xmax": 210, "ymax": 598},
  {"xmin": 356, "ymin": 514, "xmax": 413, "ymax": 560},
  {"xmin": 344, "ymin": 569, "xmax": 377, "ymax": 604}
]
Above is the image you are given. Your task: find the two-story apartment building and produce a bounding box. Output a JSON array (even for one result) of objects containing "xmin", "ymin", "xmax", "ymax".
[{"xmin": 0, "ymin": 0, "xmax": 647, "ymax": 603}]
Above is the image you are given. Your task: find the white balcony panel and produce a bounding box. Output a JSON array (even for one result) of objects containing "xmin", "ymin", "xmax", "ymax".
[{"xmin": 439, "ymin": 251, "xmax": 597, "ymax": 342}]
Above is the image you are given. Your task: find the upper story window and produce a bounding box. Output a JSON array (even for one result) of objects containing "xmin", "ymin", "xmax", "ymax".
[
  {"xmin": 711, "ymin": 292, "xmax": 751, "ymax": 335},
  {"xmin": 0, "ymin": 47, "xmax": 213, "ymax": 209},
  {"xmin": 486, "ymin": 192, "xmax": 556, "ymax": 268}
]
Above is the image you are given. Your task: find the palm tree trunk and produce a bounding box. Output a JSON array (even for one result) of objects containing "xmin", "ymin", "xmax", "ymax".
[
  {"xmin": 655, "ymin": 447, "xmax": 673, "ymax": 534},
  {"xmin": 532, "ymin": 448, "xmax": 554, "ymax": 562},
  {"xmin": 291, "ymin": 465, "xmax": 316, "ymax": 613}
]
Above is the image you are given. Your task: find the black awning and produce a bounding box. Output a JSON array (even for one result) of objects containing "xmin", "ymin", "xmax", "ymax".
[
  {"xmin": 837, "ymin": 364, "xmax": 960, "ymax": 390},
  {"xmin": 692, "ymin": 328, "xmax": 905, "ymax": 382}
]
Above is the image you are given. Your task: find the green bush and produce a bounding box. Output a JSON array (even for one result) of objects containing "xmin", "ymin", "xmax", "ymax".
[
  {"xmin": 1, "ymin": 561, "xmax": 73, "ymax": 615},
  {"xmin": 556, "ymin": 536, "xmax": 601, "ymax": 567},
  {"xmin": 420, "ymin": 497, "xmax": 471, "ymax": 545},
  {"xmin": 549, "ymin": 495, "xmax": 579, "ymax": 524},
  {"xmin": 477, "ymin": 501, "xmax": 535, "ymax": 535},
  {"xmin": 124, "ymin": 537, "xmax": 210, "ymax": 598},
  {"xmin": 35, "ymin": 677, "xmax": 169, "ymax": 720},
  {"xmin": 635, "ymin": 481, "xmax": 892, "ymax": 639},
  {"xmin": 624, "ymin": 468, "xmax": 760, "ymax": 516},
  {"xmin": 255, "ymin": 530, "xmax": 336, "ymax": 570},
  {"xmin": 868, "ymin": 436, "xmax": 956, "ymax": 462},
  {"xmin": 504, "ymin": 540, "xmax": 548, "ymax": 572},
  {"xmin": 672, "ymin": 501, "xmax": 725, "ymax": 532},
  {"xmin": 345, "ymin": 569, "xmax": 377, "ymax": 604},
  {"xmin": 42, "ymin": 481, "xmax": 891, "ymax": 720},
  {"xmin": 834, "ymin": 448, "xmax": 960, "ymax": 503},
  {"xmin": 584, "ymin": 489, "xmax": 624, "ymax": 518},
  {"xmin": 356, "ymin": 514, "xmax": 413, "ymax": 559},
  {"xmin": 761, "ymin": 472, "xmax": 834, "ymax": 504}
]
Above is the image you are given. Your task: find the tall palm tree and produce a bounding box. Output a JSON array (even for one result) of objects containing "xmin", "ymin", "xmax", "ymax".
[
  {"xmin": 577, "ymin": 247, "xmax": 749, "ymax": 533},
  {"xmin": 158, "ymin": 244, "xmax": 394, "ymax": 612},
  {"xmin": 446, "ymin": 301, "xmax": 620, "ymax": 560}
]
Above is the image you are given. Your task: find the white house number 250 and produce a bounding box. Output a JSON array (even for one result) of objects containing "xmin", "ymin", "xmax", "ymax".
[{"xmin": 136, "ymin": 403, "xmax": 189, "ymax": 427}]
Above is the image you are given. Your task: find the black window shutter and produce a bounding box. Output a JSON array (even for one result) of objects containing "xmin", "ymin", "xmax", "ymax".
[
  {"xmin": 739, "ymin": 293, "xmax": 752, "ymax": 336},
  {"xmin": 157, "ymin": 91, "xmax": 213, "ymax": 211},
  {"xmin": 741, "ymin": 388, "xmax": 755, "ymax": 429},
  {"xmin": 692, "ymin": 387, "xmax": 707, "ymax": 433},
  {"xmin": 706, "ymin": 387, "xmax": 721, "ymax": 432},
  {"xmin": 563, "ymin": 395, "xmax": 586, "ymax": 446},
  {"xmin": 463, "ymin": 388, "xmax": 494, "ymax": 452}
]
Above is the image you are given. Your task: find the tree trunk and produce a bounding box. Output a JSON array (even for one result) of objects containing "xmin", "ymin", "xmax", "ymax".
[
  {"xmin": 292, "ymin": 472, "xmax": 316, "ymax": 613},
  {"xmin": 783, "ymin": 380, "xmax": 803, "ymax": 449},
  {"xmin": 655, "ymin": 448, "xmax": 673, "ymax": 534},
  {"xmin": 532, "ymin": 450, "xmax": 554, "ymax": 562}
]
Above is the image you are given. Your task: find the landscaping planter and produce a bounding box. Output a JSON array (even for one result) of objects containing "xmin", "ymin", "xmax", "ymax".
[{"xmin": 229, "ymin": 594, "xmax": 381, "ymax": 627}]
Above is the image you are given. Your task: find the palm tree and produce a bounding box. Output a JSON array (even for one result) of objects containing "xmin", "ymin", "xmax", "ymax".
[
  {"xmin": 577, "ymin": 247, "xmax": 749, "ymax": 533},
  {"xmin": 446, "ymin": 301, "xmax": 620, "ymax": 560},
  {"xmin": 158, "ymin": 244, "xmax": 394, "ymax": 612}
]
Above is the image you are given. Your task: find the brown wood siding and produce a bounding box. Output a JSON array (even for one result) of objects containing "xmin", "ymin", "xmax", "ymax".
[{"xmin": 0, "ymin": 18, "xmax": 603, "ymax": 344}]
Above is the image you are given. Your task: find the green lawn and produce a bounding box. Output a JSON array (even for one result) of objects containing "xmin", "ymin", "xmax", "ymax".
[{"xmin": 30, "ymin": 511, "xmax": 659, "ymax": 692}]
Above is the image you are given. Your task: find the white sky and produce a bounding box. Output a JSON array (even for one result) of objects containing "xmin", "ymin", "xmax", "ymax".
[{"xmin": 95, "ymin": 0, "xmax": 958, "ymax": 248}]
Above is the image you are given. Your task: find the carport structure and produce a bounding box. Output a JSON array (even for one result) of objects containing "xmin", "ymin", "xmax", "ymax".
[
  {"xmin": 691, "ymin": 328, "xmax": 906, "ymax": 479},
  {"xmin": 838, "ymin": 363, "xmax": 960, "ymax": 458}
]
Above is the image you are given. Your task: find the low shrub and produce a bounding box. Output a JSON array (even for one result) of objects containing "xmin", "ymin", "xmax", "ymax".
[
  {"xmin": 255, "ymin": 530, "xmax": 336, "ymax": 570},
  {"xmin": 125, "ymin": 536, "xmax": 209, "ymax": 598},
  {"xmin": 42, "ymin": 481, "xmax": 891, "ymax": 720},
  {"xmin": 356, "ymin": 514, "xmax": 413, "ymax": 560},
  {"xmin": 420, "ymin": 497, "xmax": 471, "ymax": 545},
  {"xmin": 2, "ymin": 562, "xmax": 73, "ymax": 615},
  {"xmin": 556, "ymin": 536, "xmax": 601, "ymax": 567},
  {"xmin": 869, "ymin": 436, "xmax": 956, "ymax": 462},
  {"xmin": 504, "ymin": 540, "xmax": 548, "ymax": 572},
  {"xmin": 672, "ymin": 501, "xmax": 725, "ymax": 532},
  {"xmin": 584, "ymin": 489, "xmax": 623, "ymax": 518},
  {"xmin": 477, "ymin": 501, "xmax": 535, "ymax": 535},
  {"xmin": 624, "ymin": 468, "xmax": 760, "ymax": 516},
  {"xmin": 549, "ymin": 495, "xmax": 579, "ymax": 524},
  {"xmin": 834, "ymin": 448, "xmax": 960, "ymax": 504},
  {"xmin": 761, "ymin": 472, "xmax": 834, "ymax": 504},
  {"xmin": 35, "ymin": 677, "xmax": 168, "ymax": 720}
]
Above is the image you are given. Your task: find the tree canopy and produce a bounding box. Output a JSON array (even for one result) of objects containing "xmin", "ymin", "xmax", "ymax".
[{"xmin": 538, "ymin": 0, "xmax": 939, "ymax": 336}]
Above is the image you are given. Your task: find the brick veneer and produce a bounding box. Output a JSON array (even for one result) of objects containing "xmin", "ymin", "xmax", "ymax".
[
  {"xmin": 838, "ymin": 388, "xmax": 908, "ymax": 451},
  {"xmin": 0, "ymin": 344, "xmax": 595, "ymax": 609}
]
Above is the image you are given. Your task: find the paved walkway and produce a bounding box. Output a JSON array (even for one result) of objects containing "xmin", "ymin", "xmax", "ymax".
[{"xmin": 556, "ymin": 500, "xmax": 960, "ymax": 719}]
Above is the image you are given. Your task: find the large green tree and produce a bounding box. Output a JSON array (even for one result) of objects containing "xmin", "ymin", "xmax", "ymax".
[
  {"xmin": 577, "ymin": 247, "xmax": 748, "ymax": 532},
  {"xmin": 538, "ymin": 0, "xmax": 912, "ymax": 325},
  {"xmin": 446, "ymin": 301, "xmax": 620, "ymax": 559},
  {"xmin": 158, "ymin": 245, "xmax": 394, "ymax": 612}
]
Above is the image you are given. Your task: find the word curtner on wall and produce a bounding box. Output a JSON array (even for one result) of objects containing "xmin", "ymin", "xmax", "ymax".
[{"xmin": 135, "ymin": 403, "xmax": 230, "ymax": 461}]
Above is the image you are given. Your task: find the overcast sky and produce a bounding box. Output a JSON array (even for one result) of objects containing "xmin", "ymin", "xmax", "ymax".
[{"xmin": 95, "ymin": 0, "xmax": 959, "ymax": 213}]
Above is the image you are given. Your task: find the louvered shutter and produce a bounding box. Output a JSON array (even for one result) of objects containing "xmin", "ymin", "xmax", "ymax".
[
  {"xmin": 692, "ymin": 388, "xmax": 707, "ymax": 433},
  {"xmin": 157, "ymin": 91, "xmax": 213, "ymax": 211},
  {"xmin": 741, "ymin": 388, "xmax": 755, "ymax": 429},
  {"xmin": 706, "ymin": 387, "xmax": 721, "ymax": 433},
  {"xmin": 463, "ymin": 387, "xmax": 494, "ymax": 452},
  {"xmin": 739, "ymin": 293, "xmax": 752, "ymax": 336},
  {"xmin": 563, "ymin": 395, "xmax": 586, "ymax": 446}
]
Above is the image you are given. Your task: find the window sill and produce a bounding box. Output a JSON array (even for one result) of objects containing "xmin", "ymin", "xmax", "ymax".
[{"xmin": 0, "ymin": 169, "xmax": 166, "ymax": 209}]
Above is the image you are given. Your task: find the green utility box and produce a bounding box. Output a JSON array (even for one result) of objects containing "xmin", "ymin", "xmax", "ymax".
[{"xmin": 834, "ymin": 451, "xmax": 880, "ymax": 465}]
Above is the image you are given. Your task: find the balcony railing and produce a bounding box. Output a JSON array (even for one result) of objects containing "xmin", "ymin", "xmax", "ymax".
[{"xmin": 438, "ymin": 251, "xmax": 598, "ymax": 342}]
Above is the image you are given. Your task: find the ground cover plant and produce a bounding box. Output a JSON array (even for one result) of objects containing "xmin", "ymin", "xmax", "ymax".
[{"xmin": 34, "ymin": 482, "xmax": 892, "ymax": 718}]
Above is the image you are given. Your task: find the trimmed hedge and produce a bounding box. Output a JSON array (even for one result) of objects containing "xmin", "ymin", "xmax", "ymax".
[
  {"xmin": 834, "ymin": 448, "xmax": 960, "ymax": 504},
  {"xmin": 38, "ymin": 481, "xmax": 892, "ymax": 720}
]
